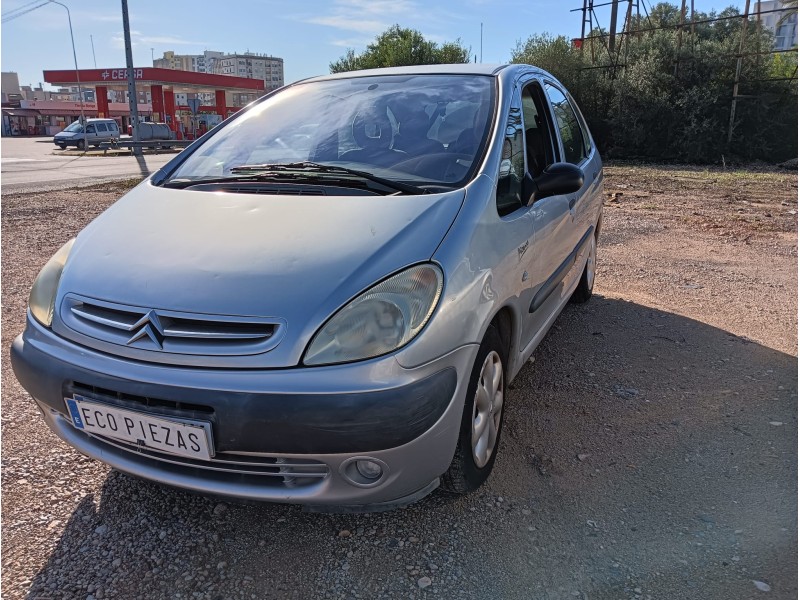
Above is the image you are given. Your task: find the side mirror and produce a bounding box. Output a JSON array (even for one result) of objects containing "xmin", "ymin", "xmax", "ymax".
[{"xmin": 528, "ymin": 162, "xmax": 584, "ymax": 203}]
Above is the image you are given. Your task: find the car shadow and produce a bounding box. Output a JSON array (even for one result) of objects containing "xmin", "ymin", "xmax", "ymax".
[{"xmin": 24, "ymin": 297, "xmax": 797, "ymax": 599}]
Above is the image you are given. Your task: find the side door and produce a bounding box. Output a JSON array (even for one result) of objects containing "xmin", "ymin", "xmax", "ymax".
[
  {"xmin": 95, "ymin": 122, "xmax": 109, "ymax": 141},
  {"xmin": 518, "ymin": 77, "xmax": 574, "ymax": 349},
  {"xmin": 543, "ymin": 82, "xmax": 598, "ymax": 266},
  {"xmin": 84, "ymin": 123, "xmax": 97, "ymax": 144},
  {"xmin": 493, "ymin": 86, "xmax": 538, "ymax": 351}
]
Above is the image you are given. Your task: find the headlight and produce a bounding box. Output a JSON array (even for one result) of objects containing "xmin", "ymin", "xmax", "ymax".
[
  {"xmin": 29, "ymin": 238, "xmax": 75, "ymax": 327},
  {"xmin": 303, "ymin": 264, "xmax": 443, "ymax": 366}
]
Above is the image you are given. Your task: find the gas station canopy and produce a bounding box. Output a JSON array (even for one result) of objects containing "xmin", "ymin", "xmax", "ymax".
[
  {"xmin": 43, "ymin": 67, "xmax": 267, "ymax": 135},
  {"xmin": 43, "ymin": 67, "xmax": 265, "ymax": 92}
]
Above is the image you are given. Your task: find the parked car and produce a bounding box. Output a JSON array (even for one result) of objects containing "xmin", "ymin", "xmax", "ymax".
[
  {"xmin": 54, "ymin": 118, "xmax": 120, "ymax": 150},
  {"xmin": 13, "ymin": 64, "xmax": 603, "ymax": 510}
]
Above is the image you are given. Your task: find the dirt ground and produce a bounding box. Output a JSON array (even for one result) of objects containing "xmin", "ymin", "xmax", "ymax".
[{"xmin": 1, "ymin": 164, "xmax": 797, "ymax": 600}]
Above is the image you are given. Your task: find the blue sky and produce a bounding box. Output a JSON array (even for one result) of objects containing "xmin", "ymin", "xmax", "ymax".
[{"xmin": 2, "ymin": 0, "xmax": 745, "ymax": 90}]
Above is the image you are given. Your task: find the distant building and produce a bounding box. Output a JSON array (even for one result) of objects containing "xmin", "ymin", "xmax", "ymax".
[
  {"xmin": 1, "ymin": 72, "xmax": 22, "ymax": 103},
  {"xmin": 153, "ymin": 50, "xmax": 284, "ymax": 92},
  {"xmin": 2, "ymin": 73, "xmax": 94, "ymax": 104},
  {"xmin": 212, "ymin": 53, "xmax": 284, "ymax": 92},
  {"xmin": 154, "ymin": 50, "xmax": 224, "ymax": 74},
  {"xmin": 755, "ymin": 1, "xmax": 798, "ymax": 50}
]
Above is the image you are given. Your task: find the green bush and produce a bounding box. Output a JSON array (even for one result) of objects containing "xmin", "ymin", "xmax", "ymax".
[{"xmin": 511, "ymin": 3, "xmax": 797, "ymax": 163}]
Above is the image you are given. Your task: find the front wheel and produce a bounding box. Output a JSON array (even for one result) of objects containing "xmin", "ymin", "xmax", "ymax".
[
  {"xmin": 441, "ymin": 325, "xmax": 507, "ymax": 495},
  {"xmin": 76, "ymin": 139, "xmax": 86, "ymax": 151},
  {"xmin": 570, "ymin": 232, "xmax": 596, "ymax": 304}
]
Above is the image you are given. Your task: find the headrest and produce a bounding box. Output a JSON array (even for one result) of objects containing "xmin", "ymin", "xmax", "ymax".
[{"xmin": 400, "ymin": 113, "xmax": 430, "ymax": 137}]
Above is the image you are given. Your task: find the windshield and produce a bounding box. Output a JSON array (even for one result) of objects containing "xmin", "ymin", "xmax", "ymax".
[
  {"xmin": 63, "ymin": 121, "xmax": 84, "ymax": 133},
  {"xmin": 166, "ymin": 74, "xmax": 495, "ymax": 190}
]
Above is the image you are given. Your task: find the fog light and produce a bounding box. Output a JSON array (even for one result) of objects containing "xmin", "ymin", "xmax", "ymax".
[
  {"xmin": 340, "ymin": 456, "xmax": 388, "ymax": 487},
  {"xmin": 355, "ymin": 459, "xmax": 383, "ymax": 480}
]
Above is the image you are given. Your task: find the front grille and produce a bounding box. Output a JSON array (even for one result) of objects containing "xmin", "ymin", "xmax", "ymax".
[
  {"xmin": 64, "ymin": 382, "xmax": 329, "ymax": 487},
  {"xmin": 59, "ymin": 294, "xmax": 284, "ymax": 356},
  {"xmin": 89, "ymin": 433, "xmax": 329, "ymax": 486},
  {"xmin": 69, "ymin": 381, "xmax": 214, "ymax": 416}
]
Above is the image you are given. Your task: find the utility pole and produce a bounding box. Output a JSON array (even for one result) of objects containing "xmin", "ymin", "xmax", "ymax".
[
  {"xmin": 728, "ymin": 0, "xmax": 751, "ymax": 143},
  {"xmin": 674, "ymin": 0, "xmax": 687, "ymax": 76},
  {"xmin": 480, "ymin": 22, "xmax": 483, "ymax": 63},
  {"xmin": 121, "ymin": 0, "xmax": 141, "ymax": 154},
  {"xmin": 48, "ymin": 1, "xmax": 85, "ymax": 129},
  {"xmin": 609, "ymin": 0, "xmax": 620, "ymax": 54},
  {"xmin": 90, "ymin": 34, "xmax": 97, "ymax": 68}
]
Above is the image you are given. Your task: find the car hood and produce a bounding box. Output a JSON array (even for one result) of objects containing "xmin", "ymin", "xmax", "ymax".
[
  {"xmin": 54, "ymin": 131, "xmax": 76, "ymax": 138},
  {"xmin": 55, "ymin": 181, "xmax": 465, "ymax": 367}
]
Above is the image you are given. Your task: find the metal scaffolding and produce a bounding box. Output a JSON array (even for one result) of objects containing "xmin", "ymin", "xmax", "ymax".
[{"xmin": 572, "ymin": 0, "xmax": 797, "ymax": 144}]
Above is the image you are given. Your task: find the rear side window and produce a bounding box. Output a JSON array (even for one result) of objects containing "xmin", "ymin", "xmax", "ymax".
[
  {"xmin": 108, "ymin": 121, "xmax": 118, "ymax": 131},
  {"xmin": 96, "ymin": 123, "xmax": 108, "ymax": 132},
  {"xmin": 567, "ymin": 91, "xmax": 593, "ymax": 157},
  {"xmin": 544, "ymin": 83, "xmax": 586, "ymax": 165}
]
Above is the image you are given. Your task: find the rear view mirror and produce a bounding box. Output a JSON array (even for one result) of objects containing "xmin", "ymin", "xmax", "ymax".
[{"xmin": 529, "ymin": 162, "xmax": 584, "ymax": 203}]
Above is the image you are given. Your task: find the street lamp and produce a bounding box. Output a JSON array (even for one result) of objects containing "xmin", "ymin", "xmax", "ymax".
[{"xmin": 48, "ymin": 1, "xmax": 86, "ymax": 134}]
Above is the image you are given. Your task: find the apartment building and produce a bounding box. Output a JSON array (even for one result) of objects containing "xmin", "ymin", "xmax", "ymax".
[
  {"xmin": 153, "ymin": 50, "xmax": 284, "ymax": 92},
  {"xmin": 212, "ymin": 53, "xmax": 284, "ymax": 91},
  {"xmin": 153, "ymin": 50, "xmax": 224, "ymax": 74},
  {"xmin": 755, "ymin": 0, "xmax": 798, "ymax": 50}
]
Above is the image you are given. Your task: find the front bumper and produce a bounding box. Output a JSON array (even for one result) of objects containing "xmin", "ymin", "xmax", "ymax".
[{"xmin": 11, "ymin": 315, "xmax": 477, "ymax": 507}]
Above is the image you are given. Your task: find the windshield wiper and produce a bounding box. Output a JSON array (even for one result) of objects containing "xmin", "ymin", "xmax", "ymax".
[{"xmin": 228, "ymin": 161, "xmax": 428, "ymax": 195}]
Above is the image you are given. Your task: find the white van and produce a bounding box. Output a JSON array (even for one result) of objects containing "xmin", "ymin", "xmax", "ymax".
[{"xmin": 53, "ymin": 118, "xmax": 121, "ymax": 150}]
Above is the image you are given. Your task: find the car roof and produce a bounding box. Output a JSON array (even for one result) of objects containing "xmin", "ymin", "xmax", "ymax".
[
  {"xmin": 302, "ymin": 63, "xmax": 510, "ymax": 83},
  {"xmin": 297, "ymin": 63, "xmax": 556, "ymax": 87}
]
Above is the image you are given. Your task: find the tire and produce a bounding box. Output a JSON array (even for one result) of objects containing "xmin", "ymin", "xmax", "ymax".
[
  {"xmin": 441, "ymin": 324, "xmax": 507, "ymax": 495},
  {"xmin": 77, "ymin": 139, "xmax": 86, "ymax": 151},
  {"xmin": 570, "ymin": 231, "xmax": 597, "ymax": 304},
  {"xmin": 56, "ymin": 144, "xmax": 65, "ymax": 150}
]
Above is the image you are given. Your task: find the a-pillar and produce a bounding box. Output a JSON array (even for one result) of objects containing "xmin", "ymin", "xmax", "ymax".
[
  {"xmin": 151, "ymin": 84, "xmax": 164, "ymax": 123},
  {"xmin": 95, "ymin": 86, "xmax": 109, "ymax": 119},
  {"xmin": 215, "ymin": 90, "xmax": 227, "ymax": 121},
  {"xmin": 164, "ymin": 89, "xmax": 176, "ymax": 133}
]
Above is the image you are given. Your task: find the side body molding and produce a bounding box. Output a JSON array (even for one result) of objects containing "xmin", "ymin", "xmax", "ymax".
[{"xmin": 529, "ymin": 225, "xmax": 595, "ymax": 313}]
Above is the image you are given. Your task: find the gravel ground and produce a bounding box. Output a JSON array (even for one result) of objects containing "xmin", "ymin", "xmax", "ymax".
[{"xmin": 2, "ymin": 165, "xmax": 797, "ymax": 599}]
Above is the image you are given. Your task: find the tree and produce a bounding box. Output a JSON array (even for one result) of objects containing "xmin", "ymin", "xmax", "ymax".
[
  {"xmin": 511, "ymin": 3, "xmax": 797, "ymax": 162},
  {"xmin": 330, "ymin": 25, "xmax": 470, "ymax": 73}
]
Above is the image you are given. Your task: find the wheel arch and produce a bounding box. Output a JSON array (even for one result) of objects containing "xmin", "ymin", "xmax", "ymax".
[{"xmin": 486, "ymin": 304, "xmax": 519, "ymax": 378}]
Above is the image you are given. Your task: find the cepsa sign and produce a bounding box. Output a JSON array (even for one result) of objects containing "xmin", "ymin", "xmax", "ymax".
[{"xmin": 101, "ymin": 69, "xmax": 143, "ymax": 80}]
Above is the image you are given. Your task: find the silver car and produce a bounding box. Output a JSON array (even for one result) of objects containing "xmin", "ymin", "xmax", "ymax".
[{"xmin": 12, "ymin": 64, "xmax": 603, "ymax": 510}]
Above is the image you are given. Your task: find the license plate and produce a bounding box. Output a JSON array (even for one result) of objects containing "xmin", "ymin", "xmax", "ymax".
[{"xmin": 64, "ymin": 395, "xmax": 214, "ymax": 461}]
